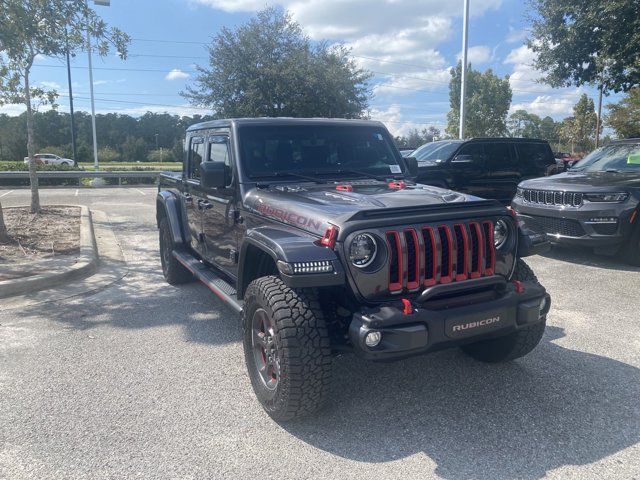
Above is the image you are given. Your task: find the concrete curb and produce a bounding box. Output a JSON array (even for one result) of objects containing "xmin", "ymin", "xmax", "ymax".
[{"xmin": 0, "ymin": 205, "xmax": 98, "ymax": 299}]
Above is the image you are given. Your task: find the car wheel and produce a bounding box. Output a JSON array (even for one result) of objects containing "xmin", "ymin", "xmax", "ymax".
[
  {"xmin": 460, "ymin": 259, "xmax": 546, "ymax": 363},
  {"xmin": 158, "ymin": 217, "xmax": 193, "ymax": 285},
  {"xmin": 243, "ymin": 276, "xmax": 332, "ymax": 421}
]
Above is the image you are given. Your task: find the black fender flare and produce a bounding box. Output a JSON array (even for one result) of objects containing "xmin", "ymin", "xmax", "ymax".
[
  {"xmin": 156, "ymin": 190, "xmax": 186, "ymax": 249},
  {"xmin": 237, "ymin": 226, "xmax": 344, "ymax": 298}
]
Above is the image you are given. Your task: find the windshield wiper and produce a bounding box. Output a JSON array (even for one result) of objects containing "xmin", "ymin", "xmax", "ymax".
[
  {"xmin": 253, "ymin": 171, "xmax": 324, "ymax": 183},
  {"xmin": 316, "ymin": 168, "xmax": 400, "ymax": 181}
]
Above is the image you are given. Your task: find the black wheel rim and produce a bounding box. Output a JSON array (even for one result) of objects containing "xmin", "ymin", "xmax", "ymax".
[{"xmin": 251, "ymin": 308, "xmax": 279, "ymax": 391}]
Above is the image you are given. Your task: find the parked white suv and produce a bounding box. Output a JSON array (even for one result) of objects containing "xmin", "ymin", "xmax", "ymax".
[{"xmin": 23, "ymin": 153, "xmax": 74, "ymax": 166}]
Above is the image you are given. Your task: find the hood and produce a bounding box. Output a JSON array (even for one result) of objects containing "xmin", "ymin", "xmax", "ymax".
[
  {"xmin": 244, "ymin": 180, "xmax": 483, "ymax": 235},
  {"xmin": 520, "ymin": 171, "xmax": 640, "ymax": 191}
]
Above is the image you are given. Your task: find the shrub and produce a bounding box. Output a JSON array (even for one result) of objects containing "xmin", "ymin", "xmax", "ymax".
[
  {"xmin": 147, "ymin": 148, "xmax": 178, "ymax": 163},
  {"xmin": 97, "ymin": 146, "xmax": 121, "ymax": 163}
]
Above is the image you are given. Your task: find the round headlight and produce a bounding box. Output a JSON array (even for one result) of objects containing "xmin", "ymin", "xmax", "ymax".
[
  {"xmin": 349, "ymin": 233, "xmax": 377, "ymax": 268},
  {"xmin": 493, "ymin": 219, "xmax": 509, "ymax": 249}
]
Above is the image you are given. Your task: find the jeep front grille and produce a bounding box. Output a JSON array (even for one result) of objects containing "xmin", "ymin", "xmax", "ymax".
[
  {"xmin": 385, "ymin": 221, "xmax": 496, "ymax": 294},
  {"xmin": 522, "ymin": 189, "xmax": 583, "ymax": 207}
]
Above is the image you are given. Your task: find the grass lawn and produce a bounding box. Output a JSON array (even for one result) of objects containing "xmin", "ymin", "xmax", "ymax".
[{"xmin": 0, "ymin": 161, "xmax": 182, "ymax": 171}]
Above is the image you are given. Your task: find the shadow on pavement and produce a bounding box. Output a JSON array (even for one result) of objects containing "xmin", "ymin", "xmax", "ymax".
[
  {"xmin": 11, "ymin": 210, "xmax": 638, "ymax": 478},
  {"xmin": 540, "ymin": 245, "xmax": 640, "ymax": 272},
  {"xmin": 283, "ymin": 325, "xmax": 640, "ymax": 480}
]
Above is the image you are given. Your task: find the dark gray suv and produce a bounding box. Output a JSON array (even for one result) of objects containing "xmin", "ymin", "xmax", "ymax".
[{"xmin": 512, "ymin": 139, "xmax": 640, "ymax": 265}]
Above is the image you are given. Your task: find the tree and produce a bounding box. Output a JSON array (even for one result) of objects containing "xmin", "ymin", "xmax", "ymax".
[
  {"xmin": 539, "ymin": 116, "xmax": 559, "ymax": 145},
  {"xmin": 446, "ymin": 62, "xmax": 512, "ymax": 138},
  {"xmin": 184, "ymin": 7, "xmax": 371, "ymax": 118},
  {"xmin": 394, "ymin": 126, "xmax": 441, "ymax": 149},
  {"xmin": 508, "ymin": 110, "xmax": 542, "ymax": 138},
  {"xmin": 527, "ymin": 0, "xmax": 639, "ymax": 93},
  {"xmin": 606, "ymin": 88, "xmax": 640, "ymax": 139},
  {"xmin": 559, "ymin": 94, "xmax": 599, "ymax": 153},
  {"xmin": 0, "ymin": 0, "xmax": 129, "ymax": 213}
]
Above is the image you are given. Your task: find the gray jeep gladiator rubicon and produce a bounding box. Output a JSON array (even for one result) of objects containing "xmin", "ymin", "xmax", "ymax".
[{"xmin": 157, "ymin": 118, "xmax": 551, "ymax": 420}]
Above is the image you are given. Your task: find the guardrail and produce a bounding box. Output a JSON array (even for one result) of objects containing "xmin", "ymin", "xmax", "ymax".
[{"xmin": 0, "ymin": 170, "xmax": 166, "ymax": 187}]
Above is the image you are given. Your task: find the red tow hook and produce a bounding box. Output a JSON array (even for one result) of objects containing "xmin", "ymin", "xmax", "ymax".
[
  {"xmin": 402, "ymin": 298, "xmax": 413, "ymax": 315},
  {"xmin": 388, "ymin": 180, "xmax": 406, "ymax": 190},
  {"xmin": 512, "ymin": 280, "xmax": 525, "ymax": 294}
]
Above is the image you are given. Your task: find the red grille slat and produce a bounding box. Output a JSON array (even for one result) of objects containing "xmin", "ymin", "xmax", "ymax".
[
  {"xmin": 469, "ymin": 222, "xmax": 484, "ymax": 278},
  {"xmin": 383, "ymin": 221, "xmax": 497, "ymax": 293},
  {"xmin": 386, "ymin": 231, "xmax": 403, "ymax": 293},
  {"xmin": 437, "ymin": 225, "xmax": 454, "ymax": 284},
  {"xmin": 453, "ymin": 224, "xmax": 469, "ymax": 281},
  {"xmin": 421, "ymin": 227, "xmax": 437, "ymax": 286},
  {"xmin": 403, "ymin": 228, "xmax": 420, "ymax": 291}
]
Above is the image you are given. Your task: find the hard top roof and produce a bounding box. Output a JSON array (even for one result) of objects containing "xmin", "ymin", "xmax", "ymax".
[{"xmin": 186, "ymin": 117, "xmax": 386, "ymax": 133}]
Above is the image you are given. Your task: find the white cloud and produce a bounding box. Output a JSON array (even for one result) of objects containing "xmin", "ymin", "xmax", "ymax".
[
  {"xmin": 510, "ymin": 94, "xmax": 579, "ymax": 118},
  {"xmin": 457, "ymin": 45, "xmax": 492, "ymax": 65},
  {"xmin": 190, "ymin": 0, "xmax": 503, "ymax": 104},
  {"xmin": 504, "ymin": 44, "xmax": 551, "ymax": 94},
  {"xmin": 39, "ymin": 81, "xmax": 62, "ymax": 90},
  {"xmin": 506, "ymin": 26, "xmax": 527, "ymax": 44},
  {"xmin": 503, "ymin": 44, "xmax": 584, "ymax": 118},
  {"xmin": 93, "ymin": 78, "xmax": 126, "ymax": 86},
  {"xmin": 165, "ymin": 69, "xmax": 190, "ymax": 81},
  {"xmin": 192, "ymin": 0, "xmax": 503, "ymax": 40},
  {"xmin": 368, "ymin": 104, "xmax": 444, "ymax": 137},
  {"xmin": 0, "ymin": 104, "xmax": 27, "ymax": 116}
]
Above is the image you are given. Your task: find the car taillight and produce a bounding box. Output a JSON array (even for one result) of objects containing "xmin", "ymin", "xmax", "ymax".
[{"xmin": 319, "ymin": 225, "xmax": 339, "ymax": 248}]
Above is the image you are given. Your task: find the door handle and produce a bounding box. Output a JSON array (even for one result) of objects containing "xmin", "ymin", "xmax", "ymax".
[
  {"xmin": 183, "ymin": 193, "xmax": 193, "ymax": 204},
  {"xmin": 197, "ymin": 199, "xmax": 213, "ymax": 210}
]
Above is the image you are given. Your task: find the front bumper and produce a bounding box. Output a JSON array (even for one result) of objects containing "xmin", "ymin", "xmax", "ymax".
[
  {"xmin": 512, "ymin": 196, "xmax": 636, "ymax": 248},
  {"xmin": 348, "ymin": 278, "xmax": 550, "ymax": 361}
]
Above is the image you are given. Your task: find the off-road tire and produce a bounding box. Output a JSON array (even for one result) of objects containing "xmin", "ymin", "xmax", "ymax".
[
  {"xmin": 622, "ymin": 222, "xmax": 640, "ymax": 266},
  {"xmin": 461, "ymin": 259, "xmax": 546, "ymax": 363},
  {"xmin": 158, "ymin": 216, "xmax": 193, "ymax": 285},
  {"xmin": 243, "ymin": 276, "xmax": 332, "ymax": 421}
]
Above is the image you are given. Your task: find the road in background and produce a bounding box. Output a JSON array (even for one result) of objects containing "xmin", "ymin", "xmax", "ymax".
[{"xmin": 1, "ymin": 188, "xmax": 639, "ymax": 479}]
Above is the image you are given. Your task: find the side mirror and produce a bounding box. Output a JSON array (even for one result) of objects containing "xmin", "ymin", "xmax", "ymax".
[
  {"xmin": 200, "ymin": 161, "xmax": 227, "ymax": 189},
  {"xmin": 452, "ymin": 154, "xmax": 474, "ymax": 163},
  {"xmin": 404, "ymin": 156, "xmax": 418, "ymax": 176}
]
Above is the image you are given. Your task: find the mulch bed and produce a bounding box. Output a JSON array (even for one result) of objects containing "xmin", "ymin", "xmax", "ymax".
[{"xmin": 0, "ymin": 206, "xmax": 81, "ymax": 265}]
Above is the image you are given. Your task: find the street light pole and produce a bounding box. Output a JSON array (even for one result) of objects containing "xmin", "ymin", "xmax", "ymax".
[
  {"xmin": 86, "ymin": 0, "xmax": 110, "ymax": 171},
  {"xmin": 459, "ymin": 0, "xmax": 470, "ymax": 140},
  {"xmin": 595, "ymin": 84, "xmax": 603, "ymax": 148},
  {"xmin": 65, "ymin": 28, "xmax": 78, "ymax": 165},
  {"xmin": 85, "ymin": 4, "xmax": 99, "ymax": 170}
]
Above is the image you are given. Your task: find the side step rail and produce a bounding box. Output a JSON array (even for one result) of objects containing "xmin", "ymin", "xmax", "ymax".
[{"xmin": 173, "ymin": 250, "xmax": 244, "ymax": 314}]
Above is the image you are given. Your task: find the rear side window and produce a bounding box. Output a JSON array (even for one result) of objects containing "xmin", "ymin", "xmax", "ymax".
[
  {"xmin": 516, "ymin": 143, "xmax": 553, "ymax": 166},
  {"xmin": 457, "ymin": 143, "xmax": 485, "ymax": 161},
  {"xmin": 188, "ymin": 137, "xmax": 205, "ymax": 180},
  {"xmin": 484, "ymin": 143, "xmax": 515, "ymax": 169}
]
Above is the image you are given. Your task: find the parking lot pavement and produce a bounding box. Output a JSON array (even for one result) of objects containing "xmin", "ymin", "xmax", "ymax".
[{"xmin": 1, "ymin": 187, "xmax": 639, "ymax": 480}]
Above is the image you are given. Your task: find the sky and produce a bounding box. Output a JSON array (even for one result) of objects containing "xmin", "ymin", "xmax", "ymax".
[{"xmin": 0, "ymin": 0, "xmax": 624, "ymax": 137}]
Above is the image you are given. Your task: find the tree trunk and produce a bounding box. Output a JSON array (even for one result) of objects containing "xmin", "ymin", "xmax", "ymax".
[
  {"xmin": 0, "ymin": 201, "xmax": 8, "ymax": 242},
  {"xmin": 24, "ymin": 68, "xmax": 41, "ymax": 214}
]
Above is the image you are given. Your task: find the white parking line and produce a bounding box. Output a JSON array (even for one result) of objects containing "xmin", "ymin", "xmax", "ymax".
[
  {"xmin": 134, "ymin": 188, "xmax": 147, "ymax": 196},
  {"xmin": 74, "ymin": 189, "xmax": 79, "ymax": 196},
  {"xmin": 0, "ymin": 190, "xmax": 13, "ymax": 198}
]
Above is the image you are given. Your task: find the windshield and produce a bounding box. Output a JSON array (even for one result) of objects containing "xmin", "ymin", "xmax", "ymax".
[
  {"xmin": 571, "ymin": 143, "xmax": 640, "ymax": 173},
  {"xmin": 412, "ymin": 141, "xmax": 461, "ymax": 162},
  {"xmin": 239, "ymin": 125, "xmax": 405, "ymax": 179}
]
